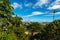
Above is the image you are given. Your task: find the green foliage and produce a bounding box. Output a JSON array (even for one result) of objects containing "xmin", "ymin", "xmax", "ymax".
[
  {"xmin": 0, "ymin": 0, "xmax": 60, "ymax": 40},
  {"xmin": 26, "ymin": 22, "xmax": 43, "ymax": 32}
]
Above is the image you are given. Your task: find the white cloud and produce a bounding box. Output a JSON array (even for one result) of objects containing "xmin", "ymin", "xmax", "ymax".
[
  {"xmin": 55, "ymin": 12, "xmax": 60, "ymax": 14},
  {"xmin": 33, "ymin": 0, "xmax": 49, "ymax": 8},
  {"xmin": 23, "ymin": 11, "xmax": 43, "ymax": 17},
  {"xmin": 25, "ymin": 3, "xmax": 33, "ymax": 7},
  {"xmin": 48, "ymin": 5, "xmax": 60, "ymax": 9},
  {"xmin": 44, "ymin": 12, "xmax": 60, "ymax": 16},
  {"xmin": 32, "ymin": 11, "xmax": 43, "ymax": 15},
  {"xmin": 11, "ymin": 2, "xmax": 22, "ymax": 9},
  {"xmin": 48, "ymin": 0, "xmax": 60, "ymax": 9}
]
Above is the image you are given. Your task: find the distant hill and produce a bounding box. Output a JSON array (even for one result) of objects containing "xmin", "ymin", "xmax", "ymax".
[
  {"xmin": 24, "ymin": 21, "xmax": 51, "ymax": 25},
  {"xmin": 40, "ymin": 22, "xmax": 51, "ymax": 25}
]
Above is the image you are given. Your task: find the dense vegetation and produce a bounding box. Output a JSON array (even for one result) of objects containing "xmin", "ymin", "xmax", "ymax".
[{"xmin": 0, "ymin": 0, "xmax": 60, "ymax": 40}]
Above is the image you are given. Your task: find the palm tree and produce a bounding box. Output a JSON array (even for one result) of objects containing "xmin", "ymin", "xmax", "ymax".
[{"xmin": 52, "ymin": 10, "xmax": 56, "ymax": 21}]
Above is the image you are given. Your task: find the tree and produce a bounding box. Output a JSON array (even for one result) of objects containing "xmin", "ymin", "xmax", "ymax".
[
  {"xmin": 26, "ymin": 22, "xmax": 44, "ymax": 40},
  {"xmin": 0, "ymin": 0, "xmax": 14, "ymax": 18},
  {"xmin": 0, "ymin": 0, "xmax": 14, "ymax": 28},
  {"xmin": 43, "ymin": 20, "xmax": 60, "ymax": 40},
  {"xmin": 0, "ymin": 0, "xmax": 16, "ymax": 40},
  {"xmin": 53, "ymin": 20, "xmax": 60, "ymax": 40}
]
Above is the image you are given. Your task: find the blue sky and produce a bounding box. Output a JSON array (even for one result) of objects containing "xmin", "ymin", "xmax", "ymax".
[{"xmin": 10, "ymin": 0, "xmax": 60, "ymax": 22}]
